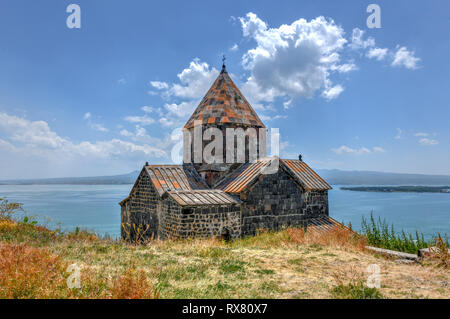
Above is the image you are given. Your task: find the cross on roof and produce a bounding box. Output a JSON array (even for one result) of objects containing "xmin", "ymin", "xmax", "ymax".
[{"xmin": 221, "ymin": 54, "xmax": 227, "ymax": 73}]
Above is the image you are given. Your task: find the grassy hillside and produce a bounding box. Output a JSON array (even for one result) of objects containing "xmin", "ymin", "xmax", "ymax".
[{"xmin": 0, "ymin": 214, "xmax": 449, "ymax": 299}]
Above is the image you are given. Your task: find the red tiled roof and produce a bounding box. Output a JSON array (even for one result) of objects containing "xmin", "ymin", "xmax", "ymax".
[
  {"xmin": 215, "ymin": 157, "xmax": 331, "ymax": 194},
  {"xmin": 145, "ymin": 164, "xmax": 209, "ymax": 197},
  {"xmin": 184, "ymin": 70, "xmax": 265, "ymax": 129},
  {"xmin": 164, "ymin": 189, "xmax": 240, "ymax": 206}
]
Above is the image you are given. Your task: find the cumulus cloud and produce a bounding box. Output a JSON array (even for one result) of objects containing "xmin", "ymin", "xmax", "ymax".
[
  {"xmin": 366, "ymin": 47, "xmax": 388, "ymax": 61},
  {"xmin": 349, "ymin": 28, "xmax": 375, "ymax": 50},
  {"xmin": 150, "ymin": 81, "xmax": 169, "ymax": 90},
  {"xmin": 349, "ymin": 28, "xmax": 420, "ymax": 69},
  {"xmin": 168, "ymin": 59, "xmax": 219, "ymax": 99},
  {"xmin": 141, "ymin": 106, "xmax": 154, "ymax": 113},
  {"xmin": 0, "ymin": 112, "xmax": 166, "ymax": 162},
  {"xmin": 146, "ymin": 59, "xmax": 220, "ymax": 127},
  {"xmin": 238, "ymin": 13, "xmax": 349, "ymax": 103},
  {"xmin": 322, "ymin": 84, "xmax": 344, "ymax": 100},
  {"xmin": 332, "ymin": 145, "xmax": 385, "ymax": 155},
  {"xmin": 392, "ymin": 46, "xmax": 420, "ymax": 69}
]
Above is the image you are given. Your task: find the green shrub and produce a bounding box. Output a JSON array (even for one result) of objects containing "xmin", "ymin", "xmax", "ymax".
[
  {"xmin": 331, "ymin": 281, "xmax": 383, "ymax": 299},
  {"xmin": 361, "ymin": 212, "xmax": 448, "ymax": 254}
]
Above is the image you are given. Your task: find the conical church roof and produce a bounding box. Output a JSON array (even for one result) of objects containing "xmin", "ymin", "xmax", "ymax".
[{"xmin": 184, "ymin": 65, "xmax": 265, "ymax": 129}]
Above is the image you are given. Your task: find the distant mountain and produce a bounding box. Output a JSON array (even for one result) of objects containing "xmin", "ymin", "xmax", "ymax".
[
  {"xmin": 316, "ymin": 169, "xmax": 450, "ymax": 186},
  {"xmin": 1, "ymin": 168, "xmax": 450, "ymax": 186},
  {"xmin": 0, "ymin": 171, "xmax": 140, "ymax": 185}
]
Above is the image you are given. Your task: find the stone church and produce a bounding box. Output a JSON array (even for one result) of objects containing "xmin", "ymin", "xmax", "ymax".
[{"xmin": 120, "ymin": 62, "xmax": 333, "ymax": 242}]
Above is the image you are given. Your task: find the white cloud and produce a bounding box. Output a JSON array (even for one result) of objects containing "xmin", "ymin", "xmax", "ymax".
[
  {"xmin": 366, "ymin": 47, "xmax": 388, "ymax": 61},
  {"xmin": 332, "ymin": 145, "xmax": 385, "ymax": 155},
  {"xmin": 164, "ymin": 101, "xmax": 197, "ymax": 119},
  {"xmin": 168, "ymin": 59, "xmax": 219, "ymax": 99},
  {"xmin": 259, "ymin": 114, "xmax": 287, "ymax": 121},
  {"xmin": 230, "ymin": 43, "xmax": 239, "ymax": 51},
  {"xmin": 124, "ymin": 115, "xmax": 155, "ymax": 126},
  {"xmin": 146, "ymin": 59, "xmax": 220, "ymax": 127},
  {"xmin": 159, "ymin": 117, "xmax": 175, "ymax": 127},
  {"xmin": 332, "ymin": 63, "xmax": 358, "ymax": 73},
  {"xmin": 83, "ymin": 112, "xmax": 108, "ymax": 132},
  {"xmin": 0, "ymin": 112, "xmax": 166, "ymax": 161},
  {"xmin": 120, "ymin": 129, "xmax": 133, "ymax": 137},
  {"xmin": 349, "ymin": 28, "xmax": 375, "ymax": 50},
  {"xmin": 238, "ymin": 13, "xmax": 349, "ymax": 103},
  {"xmin": 141, "ymin": 106, "xmax": 154, "ymax": 113},
  {"xmin": 372, "ymin": 146, "xmax": 386, "ymax": 153},
  {"xmin": 90, "ymin": 123, "xmax": 108, "ymax": 132},
  {"xmin": 395, "ymin": 128, "xmax": 403, "ymax": 139},
  {"xmin": 322, "ymin": 84, "xmax": 344, "ymax": 100},
  {"xmin": 118, "ymin": 78, "xmax": 126, "ymax": 85},
  {"xmin": 414, "ymin": 132, "xmax": 429, "ymax": 137},
  {"xmin": 349, "ymin": 28, "xmax": 420, "ymax": 70},
  {"xmin": 150, "ymin": 81, "xmax": 169, "ymax": 90},
  {"xmin": 419, "ymin": 138, "xmax": 438, "ymax": 146},
  {"xmin": 392, "ymin": 46, "xmax": 420, "ymax": 69},
  {"xmin": 283, "ymin": 99, "xmax": 292, "ymax": 109}
]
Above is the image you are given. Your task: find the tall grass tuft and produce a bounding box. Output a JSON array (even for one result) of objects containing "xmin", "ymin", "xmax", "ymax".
[{"xmin": 361, "ymin": 212, "xmax": 448, "ymax": 254}]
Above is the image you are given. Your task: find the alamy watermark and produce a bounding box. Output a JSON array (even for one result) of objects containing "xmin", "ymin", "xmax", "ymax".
[
  {"xmin": 66, "ymin": 263, "xmax": 81, "ymax": 289},
  {"xmin": 170, "ymin": 121, "xmax": 281, "ymax": 173},
  {"xmin": 367, "ymin": 4, "xmax": 381, "ymax": 29},
  {"xmin": 366, "ymin": 264, "xmax": 381, "ymax": 288},
  {"xmin": 66, "ymin": 4, "xmax": 81, "ymax": 29}
]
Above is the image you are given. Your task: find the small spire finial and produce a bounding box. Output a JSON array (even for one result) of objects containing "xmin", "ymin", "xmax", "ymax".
[{"xmin": 221, "ymin": 54, "xmax": 227, "ymax": 73}]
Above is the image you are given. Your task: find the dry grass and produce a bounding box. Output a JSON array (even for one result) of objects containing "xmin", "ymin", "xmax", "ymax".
[
  {"xmin": 0, "ymin": 218, "xmax": 448, "ymax": 299},
  {"xmin": 285, "ymin": 225, "xmax": 366, "ymax": 250},
  {"xmin": 0, "ymin": 240, "xmax": 158, "ymax": 299},
  {"xmin": 433, "ymin": 233, "xmax": 449, "ymax": 269},
  {"xmin": 0, "ymin": 242, "xmax": 66, "ymax": 298},
  {"xmin": 110, "ymin": 268, "xmax": 159, "ymax": 299}
]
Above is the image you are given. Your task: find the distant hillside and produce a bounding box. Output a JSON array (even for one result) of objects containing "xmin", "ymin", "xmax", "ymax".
[
  {"xmin": 1, "ymin": 168, "xmax": 450, "ymax": 186},
  {"xmin": 0, "ymin": 171, "xmax": 140, "ymax": 185},
  {"xmin": 316, "ymin": 169, "xmax": 450, "ymax": 186}
]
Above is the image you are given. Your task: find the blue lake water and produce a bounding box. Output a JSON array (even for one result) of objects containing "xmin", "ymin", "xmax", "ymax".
[{"xmin": 0, "ymin": 184, "xmax": 449, "ymax": 239}]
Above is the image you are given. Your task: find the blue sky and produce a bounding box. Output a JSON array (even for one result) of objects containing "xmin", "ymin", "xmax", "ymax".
[{"xmin": 0, "ymin": 0, "xmax": 449, "ymax": 179}]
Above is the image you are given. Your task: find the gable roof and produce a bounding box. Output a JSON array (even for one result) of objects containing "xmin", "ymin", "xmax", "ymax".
[
  {"xmin": 144, "ymin": 164, "xmax": 209, "ymax": 197},
  {"xmin": 164, "ymin": 189, "xmax": 240, "ymax": 207},
  {"xmin": 215, "ymin": 157, "xmax": 331, "ymax": 194},
  {"xmin": 184, "ymin": 68, "xmax": 265, "ymax": 129},
  {"xmin": 215, "ymin": 158, "xmax": 275, "ymax": 194},
  {"xmin": 281, "ymin": 159, "xmax": 332, "ymax": 191}
]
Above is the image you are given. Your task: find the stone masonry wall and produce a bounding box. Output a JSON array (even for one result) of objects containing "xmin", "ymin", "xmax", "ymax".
[
  {"xmin": 120, "ymin": 169, "xmax": 160, "ymax": 241},
  {"xmin": 159, "ymin": 196, "xmax": 241, "ymax": 239},
  {"xmin": 240, "ymin": 168, "xmax": 329, "ymax": 236}
]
